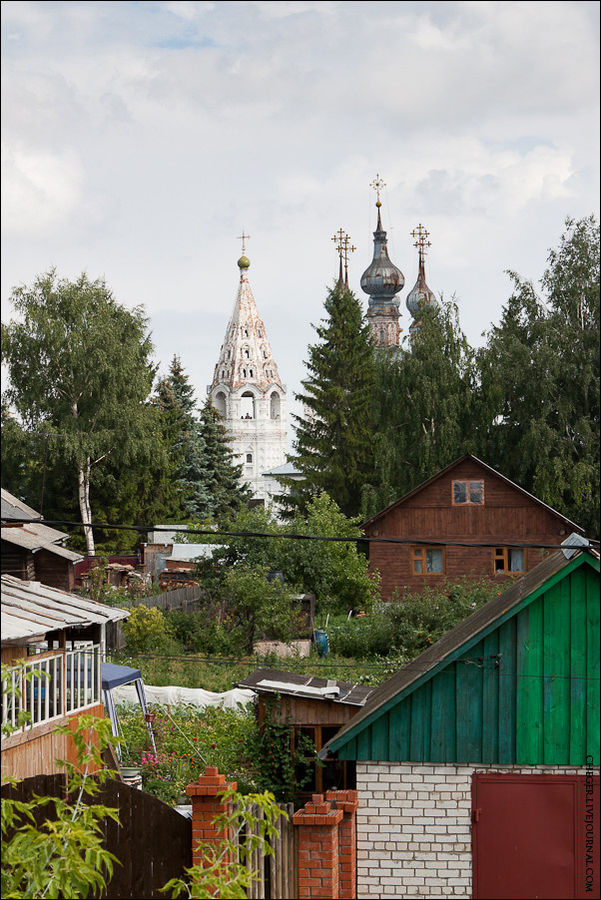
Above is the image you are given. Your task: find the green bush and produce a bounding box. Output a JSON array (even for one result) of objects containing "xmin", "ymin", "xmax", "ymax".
[
  {"xmin": 327, "ymin": 578, "xmax": 505, "ymax": 661},
  {"xmin": 121, "ymin": 605, "xmax": 180, "ymax": 655}
]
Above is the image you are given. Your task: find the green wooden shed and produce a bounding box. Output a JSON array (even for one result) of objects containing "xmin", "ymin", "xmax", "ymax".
[
  {"xmin": 322, "ymin": 548, "xmax": 600, "ymax": 767},
  {"xmin": 319, "ymin": 548, "xmax": 600, "ymax": 899}
]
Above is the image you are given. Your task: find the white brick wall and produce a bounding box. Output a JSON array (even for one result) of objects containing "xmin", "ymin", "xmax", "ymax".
[{"xmin": 356, "ymin": 762, "xmax": 590, "ymax": 898}]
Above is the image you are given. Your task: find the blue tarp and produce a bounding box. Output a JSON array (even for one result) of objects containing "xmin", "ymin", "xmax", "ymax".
[{"xmin": 101, "ymin": 662, "xmax": 142, "ymax": 691}]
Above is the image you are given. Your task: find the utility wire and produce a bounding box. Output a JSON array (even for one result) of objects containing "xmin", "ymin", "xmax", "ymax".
[{"xmin": 3, "ymin": 517, "xmax": 597, "ymax": 550}]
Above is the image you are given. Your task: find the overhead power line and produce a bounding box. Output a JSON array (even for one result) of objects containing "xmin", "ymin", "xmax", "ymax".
[{"xmin": 2, "ymin": 518, "xmax": 597, "ymax": 551}]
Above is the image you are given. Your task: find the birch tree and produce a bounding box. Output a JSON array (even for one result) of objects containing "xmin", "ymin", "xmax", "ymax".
[{"xmin": 3, "ymin": 270, "xmax": 156, "ymax": 554}]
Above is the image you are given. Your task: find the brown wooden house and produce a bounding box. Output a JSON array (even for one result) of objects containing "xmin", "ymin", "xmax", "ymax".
[
  {"xmin": 364, "ymin": 454, "xmax": 584, "ymax": 598},
  {"xmin": 1, "ymin": 488, "xmax": 83, "ymax": 591}
]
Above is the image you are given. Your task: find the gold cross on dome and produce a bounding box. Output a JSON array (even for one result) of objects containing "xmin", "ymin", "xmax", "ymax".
[
  {"xmin": 370, "ymin": 174, "xmax": 386, "ymax": 203},
  {"xmin": 237, "ymin": 230, "xmax": 251, "ymax": 254},
  {"xmin": 411, "ymin": 223, "xmax": 431, "ymax": 256}
]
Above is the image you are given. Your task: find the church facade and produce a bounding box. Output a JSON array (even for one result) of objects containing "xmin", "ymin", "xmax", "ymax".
[{"xmin": 210, "ymin": 250, "xmax": 287, "ymax": 504}]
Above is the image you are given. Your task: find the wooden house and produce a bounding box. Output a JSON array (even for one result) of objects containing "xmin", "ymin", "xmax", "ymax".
[
  {"xmin": 1, "ymin": 488, "xmax": 83, "ymax": 591},
  {"xmin": 320, "ymin": 547, "xmax": 600, "ymax": 898},
  {"xmin": 1, "ymin": 574, "xmax": 128, "ymax": 780},
  {"xmin": 238, "ymin": 668, "xmax": 373, "ymax": 801},
  {"xmin": 364, "ymin": 453, "xmax": 584, "ymax": 597}
]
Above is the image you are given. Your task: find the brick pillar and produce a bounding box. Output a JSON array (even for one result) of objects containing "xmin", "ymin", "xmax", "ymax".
[
  {"xmin": 293, "ymin": 792, "xmax": 344, "ymax": 899},
  {"xmin": 186, "ymin": 766, "xmax": 237, "ymax": 868},
  {"xmin": 326, "ymin": 789, "xmax": 358, "ymax": 900}
]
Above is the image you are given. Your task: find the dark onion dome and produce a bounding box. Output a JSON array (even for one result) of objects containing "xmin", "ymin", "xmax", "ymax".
[
  {"xmin": 406, "ymin": 224, "xmax": 438, "ymax": 329},
  {"xmin": 360, "ymin": 202, "xmax": 404, "ymax": 306}
]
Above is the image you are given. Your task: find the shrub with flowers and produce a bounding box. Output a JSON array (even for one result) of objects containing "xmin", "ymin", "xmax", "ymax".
[{"xmin": 118, "ymin": 704, "xmax": 260, "ymax": 803}]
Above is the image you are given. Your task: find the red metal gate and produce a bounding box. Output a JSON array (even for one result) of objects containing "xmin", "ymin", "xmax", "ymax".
[{"xmin": 472, "ymin": 773, "xmax": 599, "ymax": 899}]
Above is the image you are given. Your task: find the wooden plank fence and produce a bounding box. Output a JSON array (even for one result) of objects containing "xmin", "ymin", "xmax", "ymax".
[
  {"xmin": 3, "ymin": 777, "xmax": 297, "ymax": 899},
  {"xmin": 128, "ymin": 585, "xmax": 204, "ymax": 612},
  {"xmin": 2, "ymin": 775, "xmax": 191, "ymax": 899}
]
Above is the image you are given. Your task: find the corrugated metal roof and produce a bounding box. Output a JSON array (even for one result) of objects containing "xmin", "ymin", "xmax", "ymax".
[
  {"xmin": 1, "ymin": 489, "xmax": 41, "ymax": 522},
  {"xmin": 1, "ymin": 575, "xmax": 129, "ymax": 644}
]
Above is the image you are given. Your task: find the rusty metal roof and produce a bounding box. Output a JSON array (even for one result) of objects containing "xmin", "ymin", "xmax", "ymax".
[{"xmin": 1, "ymin": 574, "xmax": 129, "ymax": 644}]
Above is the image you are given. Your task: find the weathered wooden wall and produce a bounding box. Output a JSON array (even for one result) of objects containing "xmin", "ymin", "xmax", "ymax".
[
  {"xmin": 35, "ymin": 548, "xmax": 75, "ymax": 591},
  {"xmin": 366, "ymin": 458, "xmax": 572, "ymax": 597},
  {"xmin": 1, "ymin": 540, "xmax": 35, "ymax": 580},
  {"xmin": 338, "ymin": 562, "xmax": 600, "ymax": 766}
]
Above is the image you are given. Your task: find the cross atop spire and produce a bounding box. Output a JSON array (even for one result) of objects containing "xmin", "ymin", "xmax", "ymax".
[
  {"xmin": 332, "ymin": 228, "xmax": 356, "ymax": 286},
  {"xmin": 370, "ymin": 173, "xmax": 386, "ymax": 207},
  {"xmin": 411, "ymin": 224, "xmax": 431, "ymax": 262},
  {"xmin": 237, "ymin": 230, "xmax": 251, "ymax": 255}
]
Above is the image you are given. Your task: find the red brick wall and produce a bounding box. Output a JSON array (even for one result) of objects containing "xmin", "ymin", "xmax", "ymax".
[{"xmin": 293, "ymin": 790, "xmax": 358, "ymax": 900}]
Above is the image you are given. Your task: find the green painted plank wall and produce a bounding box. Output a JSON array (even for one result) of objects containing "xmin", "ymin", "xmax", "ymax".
[{"xmin": 343, "ymin": 560, "xmax": 599, "ymax": 766}]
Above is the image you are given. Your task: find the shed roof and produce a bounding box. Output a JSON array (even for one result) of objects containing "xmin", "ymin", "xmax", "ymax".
[
  {"xmin": 1, "ymin": 574, "xmax": 129, "ymax": 645},
  {"xmin": 1, "ymin": 489, "xmax": 41, "ymax": 522},
  {"xmin": 362, "ymin": 454, "xmax": 584, "ymax": 532},
  {"xmin": 237, "ymin": 668, "xmax": 373, "ymax": 706},
  {"xmin": 320, "ymin": 548, "xmax": 600, "ymax": 761}
]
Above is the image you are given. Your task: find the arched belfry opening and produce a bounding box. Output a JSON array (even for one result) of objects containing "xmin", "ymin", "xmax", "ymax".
[
  {"xmin": 241, "ymin": 391, "xmax": 255, "ymax": 419},
  {"xmin": 270, "ymin": 391, "xmax": 281, "ymax": 419},
  {"xmin": 214, "ymin": 391, "xmax": 227, "ymax": 417}
]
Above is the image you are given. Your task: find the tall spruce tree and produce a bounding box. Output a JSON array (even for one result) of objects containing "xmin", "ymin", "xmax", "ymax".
[
  {"xmin": 289, "ymin": 282, "xmax": 376, "ymax": 518},
  {"xmin": 479, "ymin": 216, "xmax": 600, "ymax": 536},
  {"xmin": 154, "ymin": 356, "xmax": 212, "ymax": 519},
  {"xmin": 197, "ymin": 398, "xmax": 250, "ymax": 521},
  {"xmin": 362, "ymin": 300, "xmax": 480, "ymax": 519}
]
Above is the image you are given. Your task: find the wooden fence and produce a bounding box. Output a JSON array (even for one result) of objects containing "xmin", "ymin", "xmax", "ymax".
[
  {"xmin": 2, "ymin": 774, "xmax": 191, "ymax": 899},
  {"xmin": 238, "ymin": 800, "xmax": 297, "ymax": 900},
  {"xmin": 106, "ymin": 585, "xmax": 204, "ymax": 650},
  {"xmin": 3, "ymin": 776, "xmax": 297, "ymax": 899}
]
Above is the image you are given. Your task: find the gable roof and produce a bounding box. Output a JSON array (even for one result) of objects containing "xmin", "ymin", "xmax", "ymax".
[
  {"xmin": 319, "ymin": 548, "xmax": 600, "ymax": 760},
  {"xmin": 362, "ymin": 453, "xmax": 583, "ymax": 532},
  {"xmin": 1, "ymin": 522, "xmax": 83, "ymax": 557}
]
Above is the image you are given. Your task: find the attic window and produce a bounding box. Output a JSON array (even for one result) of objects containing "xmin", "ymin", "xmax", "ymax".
[{"xmin": 452, "ymin": 480, "xmax": 484, "ymax": 505}]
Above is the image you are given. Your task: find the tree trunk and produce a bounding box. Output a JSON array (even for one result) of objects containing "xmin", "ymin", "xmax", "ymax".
[{"xmin": 78, "ymin": 460, "xmax": 95, "ymax": 556}]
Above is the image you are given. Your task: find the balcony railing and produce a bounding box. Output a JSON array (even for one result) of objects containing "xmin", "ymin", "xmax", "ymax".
[{"xmin": 2, "ymin": 645, "xmax": 102, "ymax": 736}]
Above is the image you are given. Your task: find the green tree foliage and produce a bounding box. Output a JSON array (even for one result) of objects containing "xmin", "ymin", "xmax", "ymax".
[
  {"xmin": 289, "ymin": 282, "xmax": 376, "ymax": 517},
  {"xmin": 154, "ymin": 355, "xmax": 212, "ymax": 519},
  {"xmin": 2, "ymin": 270, "xmax": 159, "ymax": 554},
  {"xmin": 1, "ymin": 714, "xmax": 119, "ymax": 899},
  {"xmin": 363, "ymin": 300, "xmax": 480, "ymax": 519},
  {"xmin": 479, "ymin": 216, "xmax": 600, "ymax": 536},
  {"xmin": 121, "ymin": 605, "xmax": 177, "ymax": 655},
  {"xmin": 197, "ymin": 398, "xmax": 250, "ymax": 521},
  {"xmin": 191, "ymin": 494, "xmax": 378, "ymax": 615}
]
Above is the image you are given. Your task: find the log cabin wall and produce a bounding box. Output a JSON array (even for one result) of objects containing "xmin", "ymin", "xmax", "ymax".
[
  {"xmin": 34, "ymin": 549, "xmax": 75, "ymax": 591},
  {"xmin": 1, "ymin": 540, "xmax": 35, "ymax": 580},
  {"xmin": 366, "ymin": 458, "xmax": 572, "ymax": 599}
]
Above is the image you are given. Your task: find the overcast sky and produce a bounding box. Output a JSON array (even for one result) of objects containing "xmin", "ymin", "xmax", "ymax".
[{"xmin": 2, "ymin": 0, "xmax": 599, "ymax": 437}]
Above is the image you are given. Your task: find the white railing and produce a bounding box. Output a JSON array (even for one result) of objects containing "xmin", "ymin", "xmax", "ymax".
[{"xmin": 1, "ymin": 645, "xmax": 101, "ymax": 736}]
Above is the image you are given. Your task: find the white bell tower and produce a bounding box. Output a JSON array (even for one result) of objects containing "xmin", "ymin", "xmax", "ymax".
[{"xmin": 210, "ymin": 238, "xmax": 287, "ymax": 504}]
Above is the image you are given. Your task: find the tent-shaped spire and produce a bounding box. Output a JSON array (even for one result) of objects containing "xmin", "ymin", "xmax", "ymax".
[{"xmin": 211, "ymin": 254, "xmax": 283, "ymax": 393}]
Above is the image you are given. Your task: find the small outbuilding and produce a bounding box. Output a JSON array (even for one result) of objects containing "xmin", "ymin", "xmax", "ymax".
[
  {"xmin": 320, "ymin": 547, "xmax": 600, "ymax": 898},
  {"xmin": 238, "ymin": 668, "xmax": 373, "ymax": 800}
]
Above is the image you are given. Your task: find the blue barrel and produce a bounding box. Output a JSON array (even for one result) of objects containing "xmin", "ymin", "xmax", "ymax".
[{"xmin": 314, "ymin": 629, "xmax": 329, "ymax": 657}]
